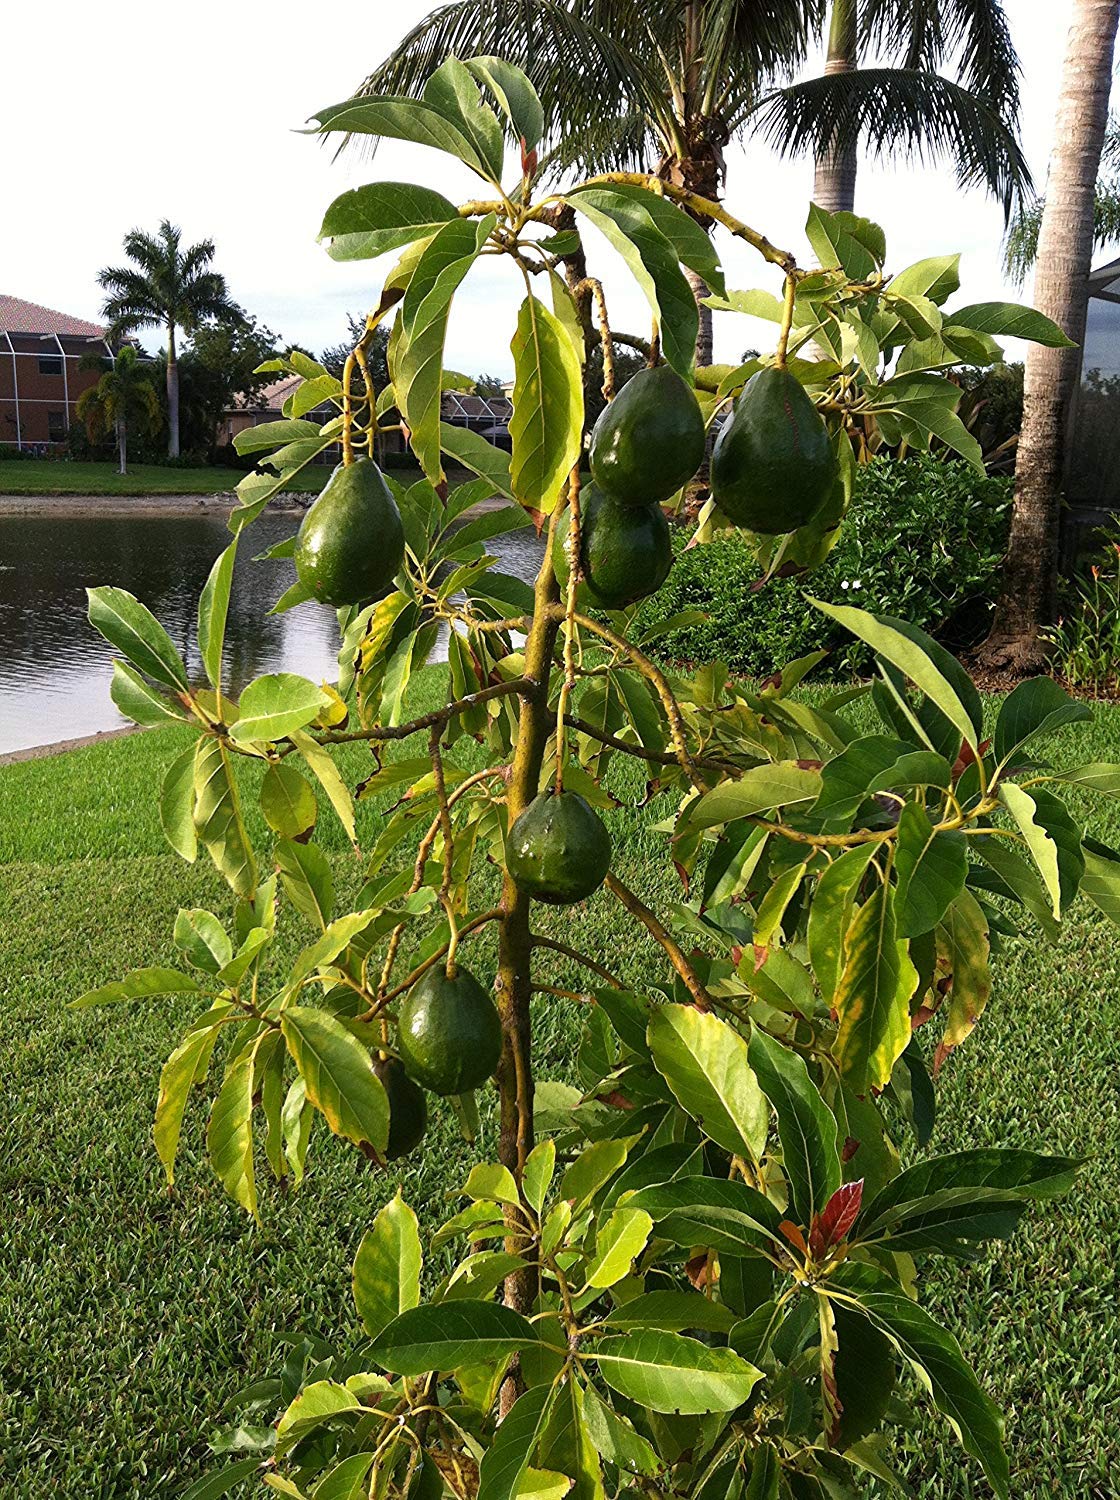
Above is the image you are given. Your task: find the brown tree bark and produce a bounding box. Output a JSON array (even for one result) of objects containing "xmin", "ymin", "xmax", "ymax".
[
  {"xmin": 980, "ymin": 0, "xmax": 1120, "ymax": 674},
  {"xmin": 812, "ymin": 0, "xmax": 859, "ymax": 215}
]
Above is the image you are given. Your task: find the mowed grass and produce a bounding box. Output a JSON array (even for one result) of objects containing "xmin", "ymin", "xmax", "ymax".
[
  {"xmin": 0, "ymin": 460, "xmax": 327, "ymax": 497},
  {"xmin": 1, "ymin": 675, "xmax": 1118, "ymax": 1499}
]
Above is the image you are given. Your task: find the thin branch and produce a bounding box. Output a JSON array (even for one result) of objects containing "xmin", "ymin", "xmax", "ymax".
[
  {"xmin": 361, "ymin": 908, "xmax": 504, "ymax": 1019},
  {"xmin": 530, "ymin": 934, "xmax": 624, "ymax": 988},
  {"xmin": 604, "ymin": 872, "xmax": 711, "ymax": 1011},
  {"xmin": 563, "ymin": 714, "xmax": 738, "ymax": 775},
  {"xmin": 316, "ymin": 677, "xmax": 534, "ymax": 744}
]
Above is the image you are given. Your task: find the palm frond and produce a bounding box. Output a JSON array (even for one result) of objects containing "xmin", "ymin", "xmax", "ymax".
[
  {"xmin": 1004, "ymin": 176, "xmax": 1120, "ymax": 286},
  {"xmin": 752, "ymin": 65, "xmax": 1032, "ymax": 219}
]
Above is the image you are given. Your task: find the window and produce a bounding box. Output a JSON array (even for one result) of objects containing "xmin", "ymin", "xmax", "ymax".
[
  {"xmin": 47, "ymin": 411, "xmax": 66, "ymax": 443},
  {"xmin": 38, "ymin": 355, "xmax": 63, "ymax": 376}
]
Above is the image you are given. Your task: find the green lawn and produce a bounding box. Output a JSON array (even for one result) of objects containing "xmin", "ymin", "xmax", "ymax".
[
  {"xmin": 0, "ymin": 460, "xmax": 328, "ymax": 497},
  {"xmin": 1, "ymin": 678, "xmax": 1117, "ymax": 1498}
]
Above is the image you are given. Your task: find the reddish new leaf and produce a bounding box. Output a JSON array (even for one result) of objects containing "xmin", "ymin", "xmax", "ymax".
[{"xmin": 808, "ymin": 1180, "xmax": 864, "ymax": 1260}]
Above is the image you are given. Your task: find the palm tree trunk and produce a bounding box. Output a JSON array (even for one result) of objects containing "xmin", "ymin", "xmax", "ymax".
[
  {"xmin": 167, "ymin": 322, "xmax": 180, "ymax": 459},
  {"xmin": 813, "ymin": 0, "xmax": 859, "ymax": 214},
  {"xmin": 684, "ymin": 268, "xmax": 714, "ymax": 367},
  {"xmin": 117, "ymin": 417, "xmax": 127, "ymax": 476},
  {"xmin": 979, "ymin": 0, "xmax": 1120, "ymax": 674}
]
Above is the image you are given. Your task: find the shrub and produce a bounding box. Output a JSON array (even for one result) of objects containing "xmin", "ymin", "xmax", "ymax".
[
  {"xmin": 1045, "ymin": 530, "xmax": 1120, "ymax": 695},
  {"xmin": 646, "ymin": 455, "xmax": 1012, "ymax": 675}
]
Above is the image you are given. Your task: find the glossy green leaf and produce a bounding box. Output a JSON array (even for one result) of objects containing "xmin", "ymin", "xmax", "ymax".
[
  {"xmin": 370, "ymin": 1300, "xmax": 540, "ymax": 1375},
  {"xmin": 833, "ymin": 884, "xmax": 918, "ymax": 1092},
  {"xmin": 477, "ymin": 1383, "xmax": 553, "ymax": 1500},
  {"xmin": 282, "ymin": 1076, "xmax": 312, "ymax": 1186},
  {"xmin": 275, "ymin": 838, "xmax": 334, "ymax": 929},
  {"xmin": 207, "ymin": 1045, "xmax": 258, "ymax": 1219},
  {"xmin": 313, "ymin": 90, "xmax": 500, "ymax": 181},
  {"xmin": 937, "ymin": 889, "xmax": 992, "ymax": 1051},
  {"xmin": 581, "ymin": 1383, "xmax": 661, "ymax": 1476},
  {"xmin": 280, "ymin": 1007, "xmax": 389, "ymax": 1155},
  {"xmin": 508, "ymin": 293, "xmax": 584, "ymax": 514},
  {"xmin": 584, "ymin": 1207, "xmax": 654, "ymax": 1289},
  {"xmin": 948, "ymin": 301, "xmax": 1074, "ymax": 347},
  {"xmin": 198, "ymin": 537, "xmax": 238, "ymax": 691},
  {"xmin": 173, "ymin": 908, "xmax": 232, "ymax": 974},
  {"xmin": 422, "ymin": 56, "xmax": 505, "ymax": 180},
  {"xmin": 748, "ymin": 1027, "xmax": 841, "ymax": 1223},
  {"xmin": 1080, "ymin": 841, "xmax": 1120, "ymax": 927},
  {"xmin": 320, "ymin": 181, "xmax": 458, "ymax": 260},
  {"xmin": 465, "ymin": 1161, "xmax": 521, "ymax": 1206},
  {"xmin": 808, "ymin": 844, "xmax": 875, "ymax": 1005},
  {"xmin": 602, "ymin": 1289, "xmax": 737, "ymax": 1334},
  {"xmin": 232, "ymin": 418, "xmax": 321, "ymax": 455},
  {"xmin": 1048, "ymin": 763, "xmax": 1120, "ymax": 797},
  {"xmin": 229, "ymin": 673, "xmax": 329, "ymax": 744},
  {"xmin": 560, "ymin": 1137, "xmax": 631, "ymax": 1208},
  {"xmin": 972, "ymin": 836, "xmax": 1060, "ymax": 939},
  {"xmin": 523, "ymin": 1138, "xmax": 556, "ymax": 1216},
  {"xmin": 861, "ymin": 1149, "xmax": 1079, "ymax": 1229},
  {"xmin": 686, "ymin": 763, "xmax": 823, "ymax": 831},
  {"xmin": 894, "ymin": 803, "xmax": 967, "ymax": 938},
  {"xmin": 87, "ymin": 585, "xmax": 188, "ymax": 691},
  {"xmin": 891, "ymin": 254, "xmax": 961, "ymax": 304},
  {"xmin": 160, "ymin": 744, "xmax": 198, "ymax": 862},
  {"xmin": 177, "ymin": 1457, "xmax": 265, "ymax": 1500},
  {"xmin": 439, "ymin": 422, "xmax": 515, "ymax": 498},
  {"xmin": 625, "ymin": 1176, "xmax": 783, "ymax": 1257},
  {"xmin": 464, "ymin": 55, "xmax": 544, "ymax": 149},
  {"xmin": 260, "ymin": 762, "xmax": 318, "ymax": 840},
  {"xmin": 288, "ymin": 729, "xmax": 357, "ymax": 847},
  {"xmin": 275, "ymin": 1378, "xmax": 362, "ymax": 1456},
  {"xmin": 648, "ymin": 1004, "xmax": 768, "ymax": 1160},
  {"xmin": 72, "ymin": 965, "xmax": 200, "ymax": 1009},
  {"xmin": 592, "ymin": 182, "xmax": 726, "ymax": 298},
  {"xmin": 806, "ymin": 204, "xmax": 885, "ymax": 278},
  {"xmin": 193, "ymin": 736, "xmax": 257, "ymax": 900},
  {"xmin": 109, "ymin": 660, "xmax": 188, "ymax": 727},
  {"xmin": 353, "ymin": 1192, "xmax": 422, "ymax": 1337},
  {"xmin": 154, "ymin": 1008, "xmax": 229, "ymax": 1183},
  {"xmin": 745, "ymin": 1443, "xmax": 781, "ymax": 1500},
  {"xmin": 999, "ymin": 783, "xmax": 1084, "ymax": 918},
  {"xmin": 592, "ymin": 1329, "xmax": 761, "ymax": 1414},
  {"xmin": 993, "ymin": 677, "xmax": 1091, "ymax": 767}
]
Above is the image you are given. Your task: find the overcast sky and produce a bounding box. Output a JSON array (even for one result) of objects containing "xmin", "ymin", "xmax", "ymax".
[{"xmin": 2, "ymin": 3, "xmax": 1112, "ymax": 375}]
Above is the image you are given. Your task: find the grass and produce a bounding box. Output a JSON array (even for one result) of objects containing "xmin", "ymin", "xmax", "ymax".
[
  {"xmin": 1, "ymin": 675, "xmax": 1117, "ymax": 1499},
  {"xmin": 0, "ymin": 460, "xmax": 328, "ymax": 497}
]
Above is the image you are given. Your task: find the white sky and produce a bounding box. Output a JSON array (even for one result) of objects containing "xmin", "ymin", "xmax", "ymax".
[{"xmin": 1, "ymin": 3, "xmax": 1111, "ymax": 376}]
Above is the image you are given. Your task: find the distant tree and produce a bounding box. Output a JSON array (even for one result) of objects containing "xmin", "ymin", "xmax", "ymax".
[
  {"xmin": 321, "ymin": 314, "xmax": 390, "ymax": 386},
  {"xmin": 181, "ymin": 313, "xmax": 283, "ymax": 455},
  {"xmin": 75, "ymin": 345, "xmax": 161, "ymax": 475},
  {"xmin": 473, "ymin": 373, "xmax": 506, "ymax": 397},
  {"xmin": 98, "ymin": 221, "xmax": 241, "ymax": 458},
  {"xmin": 1003, "ymin": 120, "xmax": 1120, "ymax": 283}
]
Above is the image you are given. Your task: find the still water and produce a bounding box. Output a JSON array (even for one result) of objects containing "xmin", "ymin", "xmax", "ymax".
[{"xmin": 0, "ymin": 508, "xmax": 544, "ymax": 756}]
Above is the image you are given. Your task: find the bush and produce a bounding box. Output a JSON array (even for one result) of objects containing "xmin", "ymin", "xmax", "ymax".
[
  {"xmin": 1045, "ymin": 529, "xmax": 1120, "ymax": 696},
  {"xmin": 0, "ymin": 443, "xmax": 32, "ymax": 460},
  {"xmin": 645, "ymin": 455, "xmax": 1012, "ymax": 675}
]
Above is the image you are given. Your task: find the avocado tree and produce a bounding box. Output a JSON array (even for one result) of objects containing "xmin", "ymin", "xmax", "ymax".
[{"xmin": 81, "ymin": 58, "xmax": 1120, "ymax": 1500}]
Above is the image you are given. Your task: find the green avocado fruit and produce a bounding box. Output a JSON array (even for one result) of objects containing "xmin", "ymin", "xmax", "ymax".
[
  {"xmin": 396, "ymin": 966, "xmax": 502, "ymax": 1096},
  {"xmin": 554, "ymin": 485, "xmax": 673, "ymax": 609},
  {"xmin": 373, "ymin": 1053, "xmax": 428, "ymax": 1160},
  {"xmin": 589, "ymin": 366, "xmax": 706, "ymax": 507},
  {"xmin": 710, "ymin": 365, "xmax": 836, "ymax": 533},
  {"xmin": 506, "ymin": 789, "xmax": 612, "ymax": 905},
  {"xmin": 294, "ymin": 456, "xmax": 405, "ymax": 606}
]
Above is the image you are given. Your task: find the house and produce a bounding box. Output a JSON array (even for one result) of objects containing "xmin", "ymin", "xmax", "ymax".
[{"xmin": 0, "ymin": 295, "xmax": 113, "ymax": 451}]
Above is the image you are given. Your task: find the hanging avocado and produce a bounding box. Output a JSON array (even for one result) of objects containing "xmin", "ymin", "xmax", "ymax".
[
  {"xmin": 396, "ymin": 966, "xmax": 502, "ymax": 1096},
  {"xmin": 710, "ymin": 366, "xmax": 836, "ymax": 533},
  {"xmin": 294, "ymin": 457, "xmax": 405, "ymax": 606},
  {"xmin": 589, "ymin": 366, "xmax": 706, "ymax": 507},
  {"xmin": 506, "ymin": 789, "xmax": 612, "ymax": 905},
  {"xmin": 553, "ymin": 485, "xmax": 673, "ymax": 609},
  {"xmin": 373, "ymin": 1053, "xmax": 428, "ymax": 1160}
]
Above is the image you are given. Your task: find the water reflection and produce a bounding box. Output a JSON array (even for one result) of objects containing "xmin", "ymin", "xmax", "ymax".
[{"xmin": 0, "ymin": 509, "xmax": 543, "ymax": 756}]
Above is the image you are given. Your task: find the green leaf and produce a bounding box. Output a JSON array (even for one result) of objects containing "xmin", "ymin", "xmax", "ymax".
[
  {"xmin": 973, "ymin": 836, "xmax": 1060, "ymax": 939},
  {"xmin": 230, "ymin": 673, "xmax": 329, "ymax": 744},
  {"xmin": 260, "ymin": 762, "xmax": 318, "ymax": 840},
  {"xmin": 282, "ymin": 1077, "xmax": 312, "ymax": 1185},
  {"xmin": 439, "ymin": 422, "xmax": 514, "ymax": 498},
  {"xmin": 523, "ymin": 1138, "xmax": 556, "ymax": 1216},
  {"xmin": 806, "ymin": 204, "xmax": 885, "ymax": 278},
  {"xmin": 313, "ymin": 90, "xmax": 500, "ymax": 182},
  {"xmin": 320, "ymin": 181, "xmax": 458, "ymax": 261},
  {"xmin": 890, "ymin": 255, "xmax": 961, "ymax": 305},
  {"xmin": 584, "ymin": 1207, "xmax": 654, "ymax": 1289},
  {"xmin": 567, "ymin": 188, "xmax": 698, "ymax": 378},
  {"xmin": 602, "ymin": 1289, "xmax": 737, "ymax": 1334},
  {"xmin": 275, "ymin": 839, "xmax": 334, "ymax": 928},
  {"xmin": 647, "ymin": 1005, "xmax": 768, "ymax": 1160},
  {"xmin": 393, "ymin": 215, "xmax": 496, "ymax": 484},
  {"xmin": 1048, "ymin": 763, "xmax": 1120, "ymax": 796},
  {"xmin": 160, "ymin": 744, "xmax": 198, "ymax": 862},
  {"xmin": 281, "ymin": 1008, "xmax": 389, "ymax": 1155},
  {"xmin": 87, "ymin": 585, "xmax": 188, "ymax": 691},
  {"xmin": 232, "ymin": 418, "xmax": 321, "ymax": 455},
  {"xmin": 592, "ymin": 1329, "xmax": 761, "ymax": 1414},
  {"xmin": 275, "ymin": 1378, "xmax": 363, "ymax": 1456},
  {"xmin": 581, "ymin": 1384, "xmax": 661, "ymax": 1476},
  {"xmin": 833, "ymin": 884, "xmax": 918, "ymax": 1093},
  {"xmin": 465, "ymin": 1161, "xmax": 521, "ymax": 1206},
  {"xmin": 861, "ymin": 1149, "xmax": 1079, "ymax": 1230},
  {"xmin": 686, "ymin": 763, "xmax": 823, "ymax": 831},
  {"xmin": 745, "ymin": 1444, "xmax": 781, "ymax": 1500},
  {"xmin": 154, "ymin": 1009, "xmax": 228, "ymax": 1183},
  {"xmin": 894, "ymin": 804, "xmax": 967, "ymax": 938},
  {"xmin": 72, "ymin": 965, "xmax": 200, "ymax": 1009},
  {"xmin": 109, "ymin": 660, "xmax": 188, "ymax": 727},
  {"xmin": 748, "ymin": 1027, "xmax": 841, "ymax": 1223},
  {"xmin": 194, "ymin": 736, "xmax": 257, "ymax": 900},
  {"xmin": 808, "ymin": 845, "xmax": 876, "ymax": 1005},
  {"xmin": 999, "ymin": 783, "xmax": 1084, "ymax": 917},
  {"xmin": 1080, "ymin": 841, "xmax": 1120, "ymax": 927},
  {"xmin": 198, "ymin": 537, "xmax": 238, "ymax": 691},
  {"xmin": 560, "ymin": 1137, "xmax": 631, "ymax": 1208},
  {"xmin": 829, "ymin": 1275, "xmax": 1008, "ymax": 1496},
  {"xmin": 353, "ymin": 1192, "xmax": 422, "ymax": 1337},
  {"xmin": 477, "ymin": 1383, "xmax": 553, "ymax": 1500},
  {"xmin": 509, "ymin": 293, "xmax": 584, "ymax": 514},
  {"xmin": 422, "ymin": 56, "xmax": 505, "ymax": 181},
  {"xmin": 937, "ymin": 889, "xmax": 992, "ymax": 1051},
  {"xmin": 289, "ymin": 729, "xmax": 357, "ymax": 847},
  {"xmin": 207, "ymin": 1046, "xmax": 258, "ymax": 1219},
  {"xmin": 177, "ymin": 1458, "xmax": 264, "ymax": 1500},
  {"xmin": 370, "ymin": 1300, "xmax": 540, "ymax": 1375},
  {"xmin": 591, "ymin": 182, "xmax": 726, "ymax": 298},
  {"xmin": 464, "ymin": 55, "xmax": 545, "ymax": 150},
  {"xmin": 624, "ymin": 1176, "xmax": 783, "ymax": 1258},
  {"xmin": 994, "ymin": 678, "xmax": 1092, "ymax": 768},
  {"xmin": 173, "ymin": 908, "xmax": 232, "ymax": 974},
  {"xmin": 947, "ymin": 301, "xmax": 1074, "ymax": 347}
]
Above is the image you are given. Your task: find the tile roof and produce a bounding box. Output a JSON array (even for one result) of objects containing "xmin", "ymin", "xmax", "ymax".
[{"xmin": 0, "ymin": 294, "xmax": 106, "ymax": 338}]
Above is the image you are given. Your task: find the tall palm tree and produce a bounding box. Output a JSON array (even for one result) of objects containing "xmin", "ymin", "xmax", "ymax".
[
  {"xmin": 359, "ymin": 1, "xmax": 1029, "ymax": 362},
  {"xmin": 980, "ymin": 0, "xmax": 1120, "ymax": 674},
  {"xmin": 76, "ymin": 345, "xmax": 161, "ymax": 475},
  {"xmin": 1003, "ymin": 120, "xmax": 1120, "ymax": 284},
  {"xmin": 98, "ymin": 222, "xmax": 239, "ymax": 458}
]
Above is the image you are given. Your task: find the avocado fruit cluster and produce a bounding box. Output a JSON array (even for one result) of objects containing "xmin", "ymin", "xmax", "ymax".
[
  {"xmin": 711, "ymin": 366, "xmax": 836, "ymax": 534},
  {"xmin": 294, "ymin": 457, "xmax": 405, "ymax": 606},
  {"xmin": 555, "ymin": 484, "xmax": 673, "ymax": 610},
  {"xmin": 590, "ymin": 366, "xmax": 706, "ymax": 507},
  {"xmin": 396, "ymin": 965, "xmax": 503, "ymax": 1097}
]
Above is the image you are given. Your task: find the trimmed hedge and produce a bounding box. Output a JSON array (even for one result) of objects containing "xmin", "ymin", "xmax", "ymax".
[{"xmin": 644, "ymin": 455, "xmax": 1012, "ymax": 676}]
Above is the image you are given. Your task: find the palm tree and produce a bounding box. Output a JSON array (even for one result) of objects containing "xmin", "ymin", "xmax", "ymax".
[
  {"xmin": 75, "ymin": 346, "xmax": 161, "ymax": 475},
  {"xmin": 980, "ymin": 0, "xmax": 1120, "ymax": 675},
  {"xmin": 1003, "ymin": 120, "xmax": 1120, "ymax": 284},
  {"xmin": 98, "ymin": 222, "xmax": 240, "ymax": 458},
  {"xmin": 359, "ymin": 1, "xmax": 1029, "ymax": 362}
]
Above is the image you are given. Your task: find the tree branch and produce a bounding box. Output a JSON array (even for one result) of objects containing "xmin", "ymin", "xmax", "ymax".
[
  {"xmin": 604, "ymin": 872, "xmax": 711, "ymax": 1011},
  {"xmin": 315, "ymin": 677, "xmax": 534, "ymax": 744}
]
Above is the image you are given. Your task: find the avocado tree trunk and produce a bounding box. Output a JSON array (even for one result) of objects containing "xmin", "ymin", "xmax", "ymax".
[
  {"xmin": 813, "ymin": 0, "xmax": 859, "ymax": 214},
  {"xmin": 978, "ymin": 0, "xmax": 1120, "ymax": 675},
  {"xmin": 166, "ymin": 321, "xmax": 180, "ymax": 459}
]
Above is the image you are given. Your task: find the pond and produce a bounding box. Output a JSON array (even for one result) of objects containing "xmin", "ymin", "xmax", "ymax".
[{"xmin": 0, "ymin": 507, "xmax": 545, "ymax": 756}]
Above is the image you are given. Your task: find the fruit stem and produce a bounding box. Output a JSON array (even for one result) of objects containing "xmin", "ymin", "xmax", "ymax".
[
  {"xmin": 429, "ymin": 727, "xmax": 460, "ymax": 978},
  {"xmin": 342, "ymin": 352, "xmax": 356, "ymax": 466},
  {"xmin": 776, "ymin": 274, "xmax": 797, "ymax": 370},
  {"xmin": 354, "ymin": 342, "xmax": 378, "ymax": 460},
  {"xmin": 577, "ymin": 278, "xmax": 616, "ymax": 401},
  {"xmin": 604, "ymin": 872, "xmax": 712, "ymax": 1011},
  {"xmin": 554, "ymin": 468, "xmax": 583, "ymax": 793}
]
